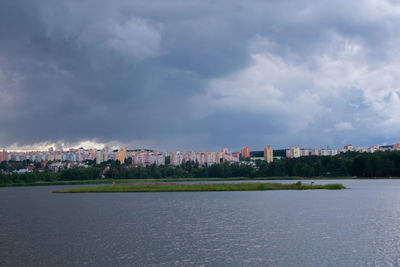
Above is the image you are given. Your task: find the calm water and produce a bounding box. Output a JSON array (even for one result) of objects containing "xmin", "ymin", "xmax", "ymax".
[{"xmin": 1, "ymin": 180, "xmax": 400, "ymax": 266}]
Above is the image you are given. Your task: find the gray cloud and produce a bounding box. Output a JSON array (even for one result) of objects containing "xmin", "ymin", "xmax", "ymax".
[{"xmin": 1, "ymin": 0, "xmax": 400, "ymax": 151}]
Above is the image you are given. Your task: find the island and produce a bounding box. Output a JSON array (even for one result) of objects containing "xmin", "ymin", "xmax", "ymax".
[{"xmin": 53, "ymin": 181, "xmax": 346, "ymax": 193}]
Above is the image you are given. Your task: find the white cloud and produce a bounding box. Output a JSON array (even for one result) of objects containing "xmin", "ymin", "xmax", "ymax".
[
  {"xmin": 192, "ymin": 52, "xmax": 321, "ymax": 124},
  {"xmin": 192, "ymin": 31, "xmax": 400, "ymax": 142},
  {"xmin": 335, "ymin": 122, "xmax": 354, "ymax": 131},
  {"xmin": 4, "ymin": 140, "xmax": 106, "ymax": 152},
  {"xmin": 365, "ymin": 0, "xmax": 400, "ymax": 17}
]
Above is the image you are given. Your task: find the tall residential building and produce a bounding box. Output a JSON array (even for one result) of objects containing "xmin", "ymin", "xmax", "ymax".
[
  {"xmin": 211, "ymin": 152, "xmax": 217, "ymax": 164},
  {"xmin": 196, "ymin": 152, "xmax": 204, "ymax": 165},
  {"xmin": 240, "ymin": 146, "xmax": 250, "ymax": 158},
  {"xmin": 311, "ymin": 149, "xmax": 320, "ymax": 156},
  {"xmin": 0, "ymin": 149, "xmax": 8, "ymax": 162},
  {"xmin": 96, "ymin": 150, "xmax": 103, "ymax": 165},
  {"xmin": 232, "ymin": 152, "xmax": 240, "ymax": 162},
  {"xmin": 301, "ymin": 149, "xmax": 310, "ymax": 157},
  {"xmin": 223, "ymin": 152, "xmax": 231, "ymax": 162},
  {"xmin": 290, "ymin": 146, "xmax": 300, "ymax": 158},
  {"xmin": 320, "ymin": 149, "xmax": 329, "ymax": 156},
  {"xmin": 117, "ymin": 147, "xmax": 127, "ymax": 164},
  {"xmin": 88, "ymin": 148, "xmax": 97, "ymax": 160},
  {"xmin": 171, "ymin": 153, "xmax": 177, "ymax": 166},
  {"xmin": 264, "ymin": 146, "xmax": 273, "ymax": 163},
  {"xmin": 222, "ymin": 147, "xmax": 229, "ymax": 154},
  {"xmin": 343, "ymin": 144, "xmax": 354, "ymax": 151}
]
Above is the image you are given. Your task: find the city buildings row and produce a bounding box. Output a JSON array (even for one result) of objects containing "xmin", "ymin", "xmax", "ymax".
[
  {"xmin": 0, "ymin": 147, "xmax": 248, "ymax": 166},
  {"xmin": 282, "ymin": 143, "xmax": 400, "ymax": 158},
  {"xmin": 107, "ymin": 147, "xmax": 241, "ymax": 166},
  {"xmin": 1, "ymin": 143, "xmax": 400, "ymax": 166}
]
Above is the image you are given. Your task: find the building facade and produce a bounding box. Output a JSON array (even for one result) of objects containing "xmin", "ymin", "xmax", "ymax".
[
  {"xmin": 117, "ymin": 147, "xmax": 127, "ymax": 164},
  {"xmin": 264, "ymin": 146, "xmax": 273, "ymax": 163},
  {"xmin": 96, "ymin": 150, "xmax": 103, "ymax": 165},
  {"xmin": 0, "ymin": 149, "xmax": 8, "ymax": 162},
  {"xmin": 240, "ymin": 146, "xmax": 250, "ymax": 158},
  {"xmin": 290, "ymin": 146, "xmax": 301, "ymax": 158}
]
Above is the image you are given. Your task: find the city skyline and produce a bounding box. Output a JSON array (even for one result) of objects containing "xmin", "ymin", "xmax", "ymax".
[
  {"xmin": 2, "ymin": 141, "xmax": 400, "ymax": 161},
  {"xmin": 1, "ymin": 140, "xmax": 399, "ymax": 153}
]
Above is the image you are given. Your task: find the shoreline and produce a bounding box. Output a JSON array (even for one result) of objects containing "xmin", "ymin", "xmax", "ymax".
[{"xmin": 0, "ymin": 176, "xmax": 397, "ymax": 188}]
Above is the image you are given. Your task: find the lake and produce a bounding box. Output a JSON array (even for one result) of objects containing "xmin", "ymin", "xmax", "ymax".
[{"xmin": 1, "ymin": 179, "xmax": 400, "ymax": 266}]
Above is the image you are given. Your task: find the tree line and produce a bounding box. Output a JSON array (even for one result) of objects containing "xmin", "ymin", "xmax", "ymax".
[{"xmin": 1, "ymin": 151, "xmax": 400, "ymax": 185}]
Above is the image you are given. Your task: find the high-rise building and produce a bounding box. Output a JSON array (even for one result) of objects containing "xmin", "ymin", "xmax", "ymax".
[
  {"xmin": 171, "ymin": 153, "xmax": 177, "ymax": 166},
  {"xmin": 117, "ymin": 147, "xmax": 127, "ymax": 164},
  {"xmin": 232, "ymin": 152, "xmax": 240, "ymax": 162},
  {"xmin": 311, "ymin": 149, "xmax": 319, "ymax": 156},
  {"xmin": 240, "ymin": 146, "xmax": 250, "ymax": 158},
  {"xmin": 222, "ymin": 147, "xmax": 229, "ymax": 154},
  {"xmin": 301, "ymin": 149, "xmax": 310, "ymax": 157},
  {"xmin": 0, "ymin": 149, "xmax": 8, "ymax": 162},
  {"xmin": 264, "ymin": 146, "xmax": 273, "ymax": 163},
  {"xmin": 211, "ymin": 152, "xmax": 217, "ymax": 164},
  {"xmin": 343, "ymin": 144, "xmax": 354, "ymax": 151},
  {"xmin": 88, "ymin": 148, "xmax": 97, "ymax": 160},
  {"xmin": 223, "ymin": 152, "xmax": 231, "ymax": 162},
  {"xmin": 196, "ymin": 152, "xmax": 204, "ymax": 165},
  {"xmin": 290, "ymin": 146, "xmax": 300, "ymax": 158},
  {"xmin": 96, "ymin": 150, "xmax": 103, "ymax": 165}
]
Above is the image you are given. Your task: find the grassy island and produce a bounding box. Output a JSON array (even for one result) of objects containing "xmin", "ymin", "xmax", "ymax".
[{"xmin": 53, "ymin": 182, "xmax": 346, "ymax": 193}]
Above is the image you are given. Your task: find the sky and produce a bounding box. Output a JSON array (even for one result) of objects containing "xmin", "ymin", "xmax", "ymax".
[{"xmin": 1, "ymin": 0, "xmax": 400, "ymax": 151}]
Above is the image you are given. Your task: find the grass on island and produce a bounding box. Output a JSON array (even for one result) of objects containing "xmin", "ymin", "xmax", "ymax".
[{"xmin": 53, "ymin": 181, "xmax": 346, "ymax": 193}]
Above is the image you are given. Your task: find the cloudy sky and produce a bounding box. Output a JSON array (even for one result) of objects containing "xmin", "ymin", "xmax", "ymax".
[{"xmin": 1, "ymin": 0, "xmax": 400, "ymax": 151}]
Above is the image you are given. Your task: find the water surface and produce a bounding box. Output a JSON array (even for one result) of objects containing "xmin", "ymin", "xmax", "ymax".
[{"xmin": 1, "ymin": 179, "xmax": 400, "ymax": 266}]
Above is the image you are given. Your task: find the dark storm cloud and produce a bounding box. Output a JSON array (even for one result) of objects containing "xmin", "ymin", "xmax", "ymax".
[{"xmin": 1, "ymin": 0, "xmax": 400, "ymax": 150}]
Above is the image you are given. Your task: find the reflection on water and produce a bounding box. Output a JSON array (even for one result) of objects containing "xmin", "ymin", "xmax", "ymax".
[{"xmin": 1, "ymin": 180, "xmax": 400, "ymax": 266}]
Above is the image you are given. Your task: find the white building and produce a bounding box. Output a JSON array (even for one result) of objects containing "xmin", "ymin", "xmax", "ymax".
[{"xmin": 290, "ymin": 146, "xmax": 301, "ymax": 158}]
